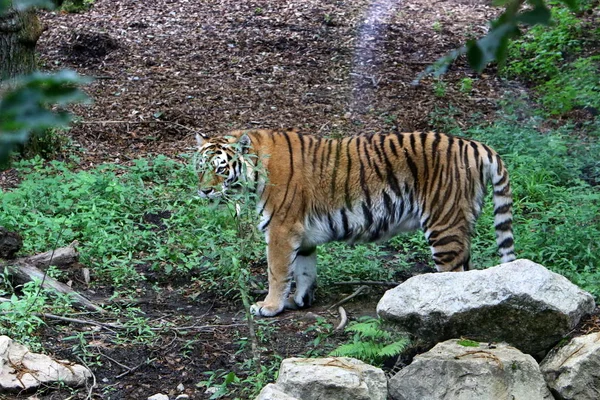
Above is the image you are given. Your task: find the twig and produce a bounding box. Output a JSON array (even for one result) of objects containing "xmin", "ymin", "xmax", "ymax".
[
  {"xmin": 328, "ymin": 285, "xmax": 369, "ymax": 310},
  {"xmin": 97, "ymin": 351, "xmax": 133, "ymax": 371},
  {"xmin": 74, "ymin": 355, "xmax": 97, "ymax": 400},
  {"xmin": 334, "ymin": 306, "xmax": 348, "ymax": 332},
  {"xmin": 115, "ymin": 358, "xmax": 156, "ymax": 379},
  {"xmin": 34, "ymin": 312, "xmax": 122, "ymax": 333},
  {"xmin": 333, "ymin": 280, "xmax": 399, "ymax": 287}
]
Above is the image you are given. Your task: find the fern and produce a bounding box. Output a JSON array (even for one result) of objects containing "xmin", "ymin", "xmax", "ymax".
[{"xmin": 330, "ymin": 317, "xmax": 409, "ymax": 366}]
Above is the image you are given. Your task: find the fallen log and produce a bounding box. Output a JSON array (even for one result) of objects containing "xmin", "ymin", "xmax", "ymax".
[{"xmin": 2, "ymin": 241, "xmax": 104, "ymax": 313}]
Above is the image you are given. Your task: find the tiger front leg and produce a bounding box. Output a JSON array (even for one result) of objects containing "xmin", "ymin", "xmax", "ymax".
[
  {"xmin": 250, "ymin": 230, "xmax": 297, "ymax": 317},
  {"xmin": 284, "ymin": 246, "xmax": 317, "ymax": 310}
]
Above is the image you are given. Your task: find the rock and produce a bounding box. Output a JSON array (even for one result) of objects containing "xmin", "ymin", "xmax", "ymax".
[
  {"xmin": 540, "ymin": 332, "xmax": 600, "ymax": 400},
  {"xmin": 255, "ymin": 383, "xmax": 300, "ymax": 400},
  {"xmin": 389, "ymin": 339, "xmax": 553, "ymax": 400},
  {"xmin": 175, "ymin": 395, "xmax": 190, "ymax": 400},
  {"xmin": 147, "ymin": 394, "xmax": 169, "ymax": 400},
  {"xmin": 0, "ymin": 335, "xmax": 91, "ymax": 392},
  {"xmin": 377, "ymin": 259, "xmax": 595, "ymax": 355},
  {"xmin": 273, "ymin": 357, "xmax": 387, "ymax": 400}
]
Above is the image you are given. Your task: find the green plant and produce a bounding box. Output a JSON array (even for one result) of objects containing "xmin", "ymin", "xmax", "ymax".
[
  {"xmin": 433, "ymin": 79, "xmax": 447, "ymax": 98},
  {"xmin": 0, "ymin": 279, "xmax": 48, "ymax": 351},
  {"xmin": 330, "ymin": 317, "xmax": 409, "ymax": 366},
  {"xmin": 457, "ymin": 338, "xmax": 480, "ymax": 347},
  {"xmin": 432, "ymin": 20, "xmax": 443, "ymax": 32},
  {"xmin": 538, "ymin": 55, "xmax": 600, "ymax": 115},
  {"xmin": 60, "ymin": 0, "xmax": 94, "ymax": 13},
  {"xmin": 459, "ymin": 77, "xmax": 474, "ymax": 94},
  {"xmin": 503, "ymin": 5, "xmax": 585, "ymax": 82}
]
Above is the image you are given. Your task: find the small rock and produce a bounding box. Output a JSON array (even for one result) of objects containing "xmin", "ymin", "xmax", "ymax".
[
  {"xmin": 175, "ymin": 395, "xmax": 190, "ymax": 400},
  {"xmin": 0, "ymin": 336, "xmax": 91, "ymax": 392},
  {"xmin": 147, "ymin": 394, "xmax": 169, "ymax": 400},
  {"xmin": 176, "ymin": 383, "xmax": 185, "ymax": 392}
]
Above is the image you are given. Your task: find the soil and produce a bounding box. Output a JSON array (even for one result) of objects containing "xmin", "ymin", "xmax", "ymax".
[{"xmin": 2, "ymin": 0, "xmax": 598, "ymax": 399}]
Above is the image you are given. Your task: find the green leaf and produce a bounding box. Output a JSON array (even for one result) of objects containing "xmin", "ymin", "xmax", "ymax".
[{"xmin": 556, "ymin": 0, "xmax": 579, "ymax": 11}]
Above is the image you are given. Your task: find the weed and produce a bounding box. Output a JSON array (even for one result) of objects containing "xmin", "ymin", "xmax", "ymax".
[
  {"xmin": 60, "ymin": 0, "xmax": 95, "ymax": 13},
  {"xmin": 503, "ymin": 5, "xmax": 585, "ymax": 82},
  {"xmin": 432, "ymin": 20, "xmax": 443, "ymax": 33},
  {"xmin": 538, "ymin": 56, "xmax": 600, "ymax": 115},
  {"xmin": 433, "ymin": 78, "xmax": 447, "ymax": 98},
  {"xmin": 457, "ymin": 338, "xmax": 480, "ymax": 347},
  {"xmin": 459, "ymin": 77, "xmax": 474, "ymax": 94}
]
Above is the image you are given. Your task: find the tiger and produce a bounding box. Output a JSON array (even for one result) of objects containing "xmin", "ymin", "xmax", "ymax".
[{"xmin": 195, "ymin": 128, "xmax": 515, "ymax": 317}]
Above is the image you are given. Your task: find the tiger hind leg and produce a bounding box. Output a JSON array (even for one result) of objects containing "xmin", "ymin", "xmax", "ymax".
[
  {"xmin": 426, "ymin": 224, "xmax": 472, "ymax": 272},
  {"xmin": 285, "ymin": 247, "xmax": 317, "ymax": 310}
]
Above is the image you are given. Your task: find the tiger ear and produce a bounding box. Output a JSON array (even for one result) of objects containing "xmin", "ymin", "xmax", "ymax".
[
  {"xmin": 195, "ymin": 133, "xmax": 208, "ymax": 147},
  {"xmin": 238, "ymin": 134, "xmax": 251, "ymax": 154}
]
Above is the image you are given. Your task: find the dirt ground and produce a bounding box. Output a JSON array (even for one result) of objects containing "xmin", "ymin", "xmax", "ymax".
[{"xmin": 3, "ymin": 0, "xmax": 597, "ymax": 399}]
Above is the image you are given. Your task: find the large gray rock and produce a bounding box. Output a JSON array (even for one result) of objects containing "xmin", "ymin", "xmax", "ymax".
[
  {"xmin": 273, "ymin": 357, "xmax": 387, "ymax": 400},
  {"xmin": 377, "ymin": 259, "xmax": 595, "ymax": 355},
  {"xmin": 540, "ymin": 332, "xmax": 600, "ymax": 400},
  {"xmin": 389, "ymin": 339, "xmax": 553, "ymax": 400},
  {"xmin": 255, "ymin": 383, "xmax": 300, "ymax": 400},
  {"xmin": 0, "ymin": 335, "xmax": 91, "ymax": 392}
]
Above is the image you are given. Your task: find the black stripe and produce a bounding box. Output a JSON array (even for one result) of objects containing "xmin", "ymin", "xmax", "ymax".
[
  {"xmin": 330, "ymin": 139, "xmax": 343, "ymax": 200},
  {"xmin": 282, "ymin": 130, "xmax": 295, "ymax": 178},
  {"xmin": 340, "ymin": 208, "xmax": 351, "ymax": 239},
  {"xmin": 299, "ymin": 132, "xmax": 306, "ymax": 165},
  {"xmin": 494, "ymin": 204, "xmax": 512, "ymax": 215},
  {"xmin": 432, "ymin": 235, "xmax": 462, "ymax": 247},
  {"xmin": 495, "ymin": 220, "xmax": 512, "ymax": 231},
  {"xmin": 405, "ymin": 150, "xmax": 419, "ymax": 182},
  {"xmin": 362, "ymin": 202, "xmax": 373, "ymax": 226},
  {"xmin": 409, "ymin": 133, "xmax": 416, "ymax": 153},
  {"xmin": 344, "ymin": 138, "xmax": 354, "ymax": 209},
  {"xmin": 388, "ymin": 137, "xmax": 398, "ymax": 157},
  {"xmin": 498, "ymin": 237, "xmax": 514, "ymax": 249}
]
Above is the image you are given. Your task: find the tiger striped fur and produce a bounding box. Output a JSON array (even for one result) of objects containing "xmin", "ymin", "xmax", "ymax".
[{"xmin": 195, "ymin": 128, "xmax": 515, "ymax": 317}]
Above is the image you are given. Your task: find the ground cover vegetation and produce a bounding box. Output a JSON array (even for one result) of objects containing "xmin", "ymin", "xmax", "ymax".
[{"xmin": 0, "ymin": 0, "xmax": 599, "ymax": 398}]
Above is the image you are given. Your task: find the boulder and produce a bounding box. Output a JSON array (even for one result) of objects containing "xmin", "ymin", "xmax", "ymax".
[
  {"xmin": 377, "ymin": 259, "xmax": 595, "ymax": 355},
  {"xmin": 389, "ymin": 339, "xmax": 553, "ymax": 400},
  {"xmin": 540, "ymin": 332, "xmax": 600, "ymax": 400},
  {"xmin": 0, "ymin": 335, "xmax": 91, "ymax": 392},
  {"xmin": 255, "ymin": 383, "xmax": 300, "ymax": 400},
  {"xmin": 271, "ymin": 357, "xmax": 387, "ymax": 400}
]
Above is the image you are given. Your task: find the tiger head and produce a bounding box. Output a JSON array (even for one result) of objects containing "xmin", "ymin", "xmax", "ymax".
[{"xmin": 194, "ymin": 133, "xmax": 252, "ymax": 199}]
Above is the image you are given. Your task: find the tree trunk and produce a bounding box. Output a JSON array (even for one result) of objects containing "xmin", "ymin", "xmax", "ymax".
[{"xmin": 0, "ymin": 5, "xmax": 43, "ymax": 81}]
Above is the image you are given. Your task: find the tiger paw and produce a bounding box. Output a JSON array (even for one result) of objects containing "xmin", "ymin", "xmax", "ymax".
[{"xmin": 250, "ymin": 301, "xmax": 284, "ymax": 317}]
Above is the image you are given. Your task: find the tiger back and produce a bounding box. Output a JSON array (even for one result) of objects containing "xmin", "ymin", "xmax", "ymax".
[{"xmin": 195, "ymin": 128, "xmax": 515, "ymax": 317}]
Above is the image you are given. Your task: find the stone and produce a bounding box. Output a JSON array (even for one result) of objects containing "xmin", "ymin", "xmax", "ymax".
[
  {"xmin": 377, "ymin": 259, "xmax": 595, "ymax": 355},
  {"xmin": 255, "ymin": 383, "xmax": 300, "ymax": 400},
  {"xmin": 0, "ymin": 335, "xmax": 91, "ymax": 392},
  {"xmin": 389, "ymin": 339, "xmax": 553, "ymax": 400},
  {"xmin": 540, "ymin": 332, "xmax": 600, "ymax": 400},
  {"xmin": 274, "ymin": 357, "xmax": 387, "ymax": 400},
  {"xmin": 147, "ymin": 394, "xmax": 169, "ymax": 400}
]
